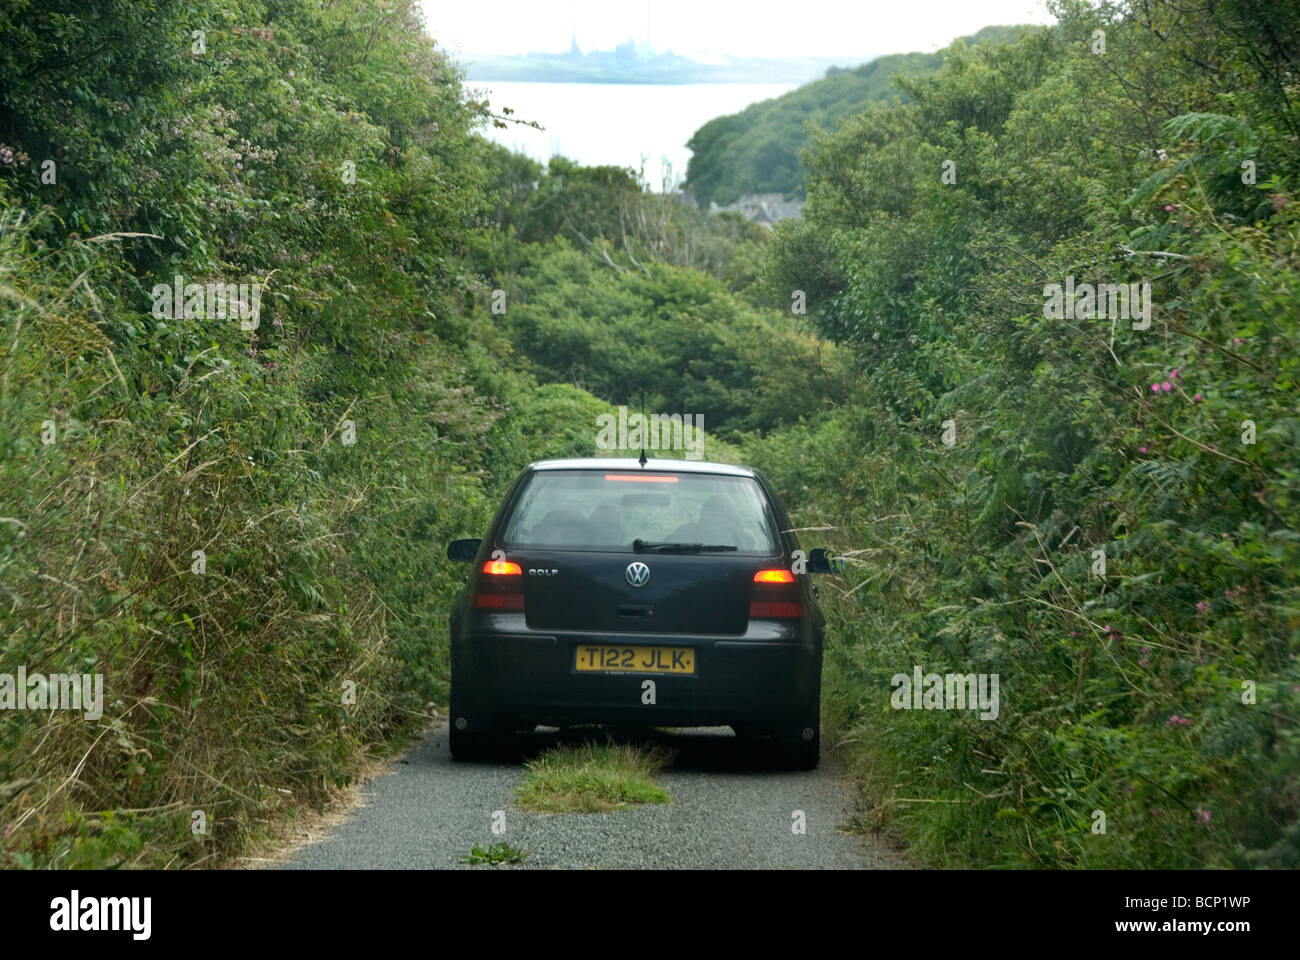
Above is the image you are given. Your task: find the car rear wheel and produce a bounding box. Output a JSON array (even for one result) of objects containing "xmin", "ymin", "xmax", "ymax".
[
  {"xmin": 448, "ymin": 688, "xmax": 519, "ymax": 761},
  {"xmin": 775, "ymin": 724, "xmax": 820, "ymax": 770},
  {"xmin": 774, "ymin": 682, "xmax": 821, "ymax": 770},
  {"xmin": 448, "ymin": 721, "xmax": 517, "ymax": 762}
]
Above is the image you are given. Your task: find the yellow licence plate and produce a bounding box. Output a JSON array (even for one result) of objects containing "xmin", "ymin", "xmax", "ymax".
[{"xmin": 574, "ymin": 645, "xmax": 695, "ymax": 675}]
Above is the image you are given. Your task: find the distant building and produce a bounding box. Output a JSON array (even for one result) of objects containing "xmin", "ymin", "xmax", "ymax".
[
  {"xmin": 709, "ymin": 192, "xmax": 805, "ymax": 226},
  {"xmin": 664, "ymin": 188, "xmax": 698, "ymax": 210}
]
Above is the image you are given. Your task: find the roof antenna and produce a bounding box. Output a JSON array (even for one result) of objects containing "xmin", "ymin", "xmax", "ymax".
[{"xmin": 638, "ymin": 387, "xmax": 648, "ymax": 468}]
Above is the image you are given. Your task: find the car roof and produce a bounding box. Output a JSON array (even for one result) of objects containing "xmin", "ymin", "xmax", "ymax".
[{"xmin": 527, "ymin": 457, "xmax": 757, "ymax": 478}]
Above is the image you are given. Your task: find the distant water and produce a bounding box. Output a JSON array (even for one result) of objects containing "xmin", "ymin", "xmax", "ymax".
[{"xmin": 465, "ymin": 80, "xmax": 799, "ymax": 185}]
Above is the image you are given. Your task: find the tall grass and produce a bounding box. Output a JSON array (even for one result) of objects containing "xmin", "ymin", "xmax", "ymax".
[{"xmin": 0, "ymin": 206, "xmax": 492, "ymax": 867}]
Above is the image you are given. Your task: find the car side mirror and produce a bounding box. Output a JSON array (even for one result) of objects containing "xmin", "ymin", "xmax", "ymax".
[
  {"xmin": 446, "ymin": 538, "xmax": 481, "ymax": 563},
  {"xmin": 808, "ymin": 547, "xmax": 843, "ymax": 574}
]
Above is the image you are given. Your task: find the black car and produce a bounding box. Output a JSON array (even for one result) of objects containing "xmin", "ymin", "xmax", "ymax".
[{"xmin": 444, "ymin": 457, "xmax": 836, "ymax": 768}]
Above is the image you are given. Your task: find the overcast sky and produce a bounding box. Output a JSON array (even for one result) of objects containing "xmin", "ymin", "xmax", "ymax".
[{"xmin": 420, "ymin": 0, "xmax": 1057, "ymax": 60}]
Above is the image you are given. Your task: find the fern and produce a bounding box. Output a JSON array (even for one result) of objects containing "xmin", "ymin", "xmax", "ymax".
[{"xmin": 1163, "ymin": 112, "xmax": 1251, "ymax": 145}]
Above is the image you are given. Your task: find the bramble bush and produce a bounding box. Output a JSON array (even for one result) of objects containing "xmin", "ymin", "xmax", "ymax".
[{"xmin": 750, "ymin": 0, "xmax": 1300, "ymax": 867}]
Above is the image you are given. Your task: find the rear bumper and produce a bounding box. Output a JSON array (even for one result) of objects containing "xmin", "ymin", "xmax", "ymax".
[{"xmin": 452, "ymin": 613, "xmax": 820, "ymax": 730}]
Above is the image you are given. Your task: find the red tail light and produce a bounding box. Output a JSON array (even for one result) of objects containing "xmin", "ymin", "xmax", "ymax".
[
  {"xmin": 475, "ymin": 558, "xmax": 524, "ymax": 610},
  {"xmin": 475, "ymin": 594, "xmax": 524, "ymax": 610},
  {"xmin": 749, "ymin": 601, "xmax": 804, "ymax": 618},
  {"xmin": 749, "ymin": 567, "xmax": 804, "ymax": 619}
]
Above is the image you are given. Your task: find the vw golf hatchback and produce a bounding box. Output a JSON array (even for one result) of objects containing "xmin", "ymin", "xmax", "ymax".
[{"xmin": 445, "ymin": 458, "xmax": 835, "ymax": 768}]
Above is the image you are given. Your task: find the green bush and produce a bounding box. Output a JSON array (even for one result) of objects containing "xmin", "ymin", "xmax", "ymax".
[{"xmin": 751, "ymin": 0, "xmax": 1300, "ymax": 868}]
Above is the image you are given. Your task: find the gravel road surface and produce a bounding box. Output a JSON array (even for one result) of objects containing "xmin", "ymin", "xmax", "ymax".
[{"xmin": 282, "ymin": 723, "xmax": 909, "ymax": 870}]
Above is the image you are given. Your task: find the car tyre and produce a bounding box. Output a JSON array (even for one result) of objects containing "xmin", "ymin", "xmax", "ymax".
[
  {"xmin": 774, "ymin": 683, "xmax": 821, "ymax": 770},
  {"xmin": 448, "ymin": 688, "xmax": 516, "ymax": 762},
  {"xmin": 775, "ymin": 724, "xmax": 820, "ymax": 770},
  {"xmin": 449, "ymin": 723, "xmax": 511, "ymax": 762}
]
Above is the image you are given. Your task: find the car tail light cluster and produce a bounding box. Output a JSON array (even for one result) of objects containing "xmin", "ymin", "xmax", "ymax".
[
  {"xmin": 475, "ymin": 559, "xmax": 524, "ymax": 610},
  {"xmin": 749, "ymin": 568, "xmax": 804, "ymax": 619}
]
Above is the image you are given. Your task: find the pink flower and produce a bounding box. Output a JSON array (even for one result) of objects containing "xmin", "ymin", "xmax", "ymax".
[
  {"xmin": 1161, "ymin": 381, "xmax": 1172, "ymax": 391},
  {"xmin": 1193, "ymin": 393, "xmax": 1203, "ymax": 403},
  {"xmin": 1170, "ymin": 368, "xmax": 1180, "ymax": 378},
  {"xmin": 1150, "ymin": 383, "xmax": 1160, "ymax": 393},
  {"xmin": 1196, "ymin": 600, "xmax": 1208, "ymax": 612},
  {"xmin": 1138, "ymin": 446, "xmax": 1147, "ymax": 454},
  {"xmin": 1164, "ymin": 205, "xmax": 1174, "ymax": 211},
  {"xmin": 1166, "ymin": 714, "xmax": 1190, "ymax": 727},
  {"xmin": 1103, "ymin": 625, "xmax": 1111, "ymax": 632},
  {"xmin": 1197, "ymin": 809, "xmax": 1212, "ymax": 825}
]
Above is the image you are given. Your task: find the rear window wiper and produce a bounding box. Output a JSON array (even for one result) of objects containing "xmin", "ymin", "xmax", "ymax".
[{"xmin": 633, "ymin": 539, "xmax": 738, "ymax": 553}]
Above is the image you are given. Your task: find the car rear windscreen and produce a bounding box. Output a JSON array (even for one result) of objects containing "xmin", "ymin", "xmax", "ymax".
[{"xmin": 500, "ymin": 470, "xmax": 780, "ymax": 554}]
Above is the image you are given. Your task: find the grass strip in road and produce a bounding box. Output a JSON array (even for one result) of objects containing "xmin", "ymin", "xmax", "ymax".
[
  {"xmin": 514, "ymin": 741, "xmax": 673, "ymax": 813},
  {"xmin": 462, "ymin": 841, "xmax": 530, "ymax": 865}
]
